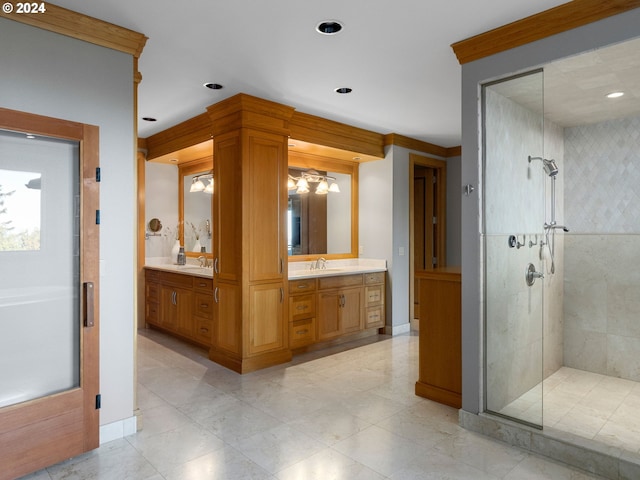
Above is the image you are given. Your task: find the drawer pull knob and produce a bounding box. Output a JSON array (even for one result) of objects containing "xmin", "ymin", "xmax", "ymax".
[
  {"xmin": 296, "ymin": 305, "xmax": 307, "ymax": 310},
  {"xmin": 199, "ymin": 283, "xmax": 207, "ymax": 287},
  {"xmin": 297, "ymin": 284, "xmax": 308, "ymax": 289},
  {"xmin": 200, "ymin": 303, "xmax": 209, "ymax": 308},
  {"xmin": 296, "ymin": 329, "xmax": 309, "ymax": 335},
  {"xmin": 200, "ymin": 327, "xmax": 209, "ymax": 333}
]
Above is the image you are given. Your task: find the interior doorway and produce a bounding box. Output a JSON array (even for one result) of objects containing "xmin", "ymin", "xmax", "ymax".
[{"xmin": 410, "ymin": 153, "xmax": 447, "ymax": 324}]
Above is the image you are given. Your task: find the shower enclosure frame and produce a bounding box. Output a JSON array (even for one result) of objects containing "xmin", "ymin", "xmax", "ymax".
[{"xmin": 480, "ymin": 68, "xmax": 547, "ymax": 430}]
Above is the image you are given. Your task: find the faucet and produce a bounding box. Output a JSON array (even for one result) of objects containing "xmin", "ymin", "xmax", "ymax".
[
  {"xmin": 197, "ymin": 255, "xmax": 207, "ymax": 267},
  {"xmin": 315, "ymin": 257, "xmax": 327, "ymax": 270}
]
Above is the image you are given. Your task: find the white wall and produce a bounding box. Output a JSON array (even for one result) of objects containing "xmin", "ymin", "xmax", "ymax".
[
  {"xmin": 359, "ymin": 144, "xmax": 462, "ymax": 333},
  {"xmin": 0, "ymin": 19, "xmax": 136, "ymax": 429},
  {"xmin": 145, "ymin": 162, "xmax": 178, "ymax": 258}
]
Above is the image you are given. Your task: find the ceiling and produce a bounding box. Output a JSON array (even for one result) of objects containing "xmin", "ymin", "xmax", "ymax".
[
  {"xmin": 51, "ymin": 0, "xmax": 581, "ymax": 148},
  {"xmin": 489, "ymin": 36, "xmax": 640, "ymax": 127}
]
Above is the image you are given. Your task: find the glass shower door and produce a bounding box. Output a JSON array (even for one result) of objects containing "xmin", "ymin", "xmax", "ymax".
[{"xmin": 482, "ymin": 70, "xmax": 545, "ymax": 428}]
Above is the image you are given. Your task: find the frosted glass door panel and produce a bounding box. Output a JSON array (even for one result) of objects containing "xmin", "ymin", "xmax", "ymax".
[{"xmin": 0, "ymin": 129, "xmax": 80, "ymax": 408}]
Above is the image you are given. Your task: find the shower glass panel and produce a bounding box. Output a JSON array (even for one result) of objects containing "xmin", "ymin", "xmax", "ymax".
[{"xmin": 482, "ymin": 70, "xmax": 545, "ymax": 428}]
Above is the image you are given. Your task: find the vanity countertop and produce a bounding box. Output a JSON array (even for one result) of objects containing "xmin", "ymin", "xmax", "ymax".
[
  {"xmin": 144, "ymin": 263, "xmax": 213, "ymax": 278},
  {"xmin": 144, "ymin": 258, "xmax": 387, "ymax": 281},
  {"xmin": 288, "ymin": 258, "xmax": 387, "ymax": 280}
]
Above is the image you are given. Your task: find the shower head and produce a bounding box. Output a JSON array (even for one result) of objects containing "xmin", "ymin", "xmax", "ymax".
[{"xmin": 528, "ymin": 156, "xmax": 558, "ymax": 177}]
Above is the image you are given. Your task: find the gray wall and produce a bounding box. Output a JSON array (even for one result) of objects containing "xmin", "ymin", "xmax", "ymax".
[
  {"xmin": 0, "ymin": 18, "xmax": 136, "ymax": 427},
  {"xmin": 359, "ymin": 144, "xmax": 462, "ymax": 333},
  {"xmin": 460, "ymin": 9, "xmax": 640, "ymax": 414}
]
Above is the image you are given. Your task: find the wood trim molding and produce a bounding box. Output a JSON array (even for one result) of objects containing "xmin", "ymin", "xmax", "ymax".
[
  {"xmin": 290, "ymin": 111, "xmax": 385, "ymax": 159},
  {"xmin": 446, "ymin": 145, "xmax": 462, "ymax": 157},
  {"xmin": 386, "ymin": 133, "xmax": 450, "ymax": 158},
  {"xmin": 451, "ymin": 0, "xmax": 640, "ymax": 65},
  {"xmin": 144, "ymin": 113, "xmax": 212, "ymax": 160},
  {"xmin": 1, "ymin": 2, "xmax": 147, "ymax": 58}
]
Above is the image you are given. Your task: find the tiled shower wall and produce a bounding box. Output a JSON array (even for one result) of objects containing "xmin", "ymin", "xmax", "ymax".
[
  {"xmin": 563, "ymin": 114, "xmax": 640, "ymax": 381},
  {"xmin": 484, "ymin": 87, "xmax": 564, "ymax": 410}
]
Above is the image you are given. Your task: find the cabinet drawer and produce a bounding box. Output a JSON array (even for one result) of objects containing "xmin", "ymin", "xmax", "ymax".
[
  {"xmin": 365, "ymin": 305, "xmax": 385, "ymax": 329},
  {"xmin": 289, "ymin": 294, "xmax": 315, "ymax": 321},
  {"xmin": 364, "ymin": 271, "xmax": 385, "ymax": 285},
  {"xmin": 146, "ymin": 282, "xmax": 159, "ymax": 301},
  {"xmin": 365, "ymin": 285, "xmax": 384, "ymax": 306},
  {"xmin": 193, "ymin": 277, "xmax": 213, "ymax": 291},
  {"xmin": 318, "ymin": 274, "xmax": 363, "ymax": 290},
  {"xmin": 289, "ymin": 278, "xmax": 317, "ymax": 294},
  {"xmin": 194, "ymin": 293, "xmax": 214, "ymax": 319},
  {"xmin": 194, "ymin": 318, "xmax": 212, "ymax": 346},
  {"xmin": 146, "ymin": 301, "xmax": 159, "ymax": 324},
  {"xmin": 289, "ymin": 318, "xmax": 316, "ymax": 349},
  {"xmin": 158, "ymin": 270, "xmax": 194, "ymax": 288}
]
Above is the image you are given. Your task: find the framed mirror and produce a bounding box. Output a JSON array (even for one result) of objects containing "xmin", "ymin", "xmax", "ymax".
[
  {"xmin": 179, "ymin": 158, "xmax": 213, "ymax": 257},
  {"xmin": 287, "ymin": 153, "xmax": 358, "ymax": 260}
]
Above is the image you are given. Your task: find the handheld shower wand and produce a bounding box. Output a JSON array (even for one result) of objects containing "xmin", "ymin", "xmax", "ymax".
[{"xmin": 528, "ymin": 156, "xmax": 567, "ymax": 274}]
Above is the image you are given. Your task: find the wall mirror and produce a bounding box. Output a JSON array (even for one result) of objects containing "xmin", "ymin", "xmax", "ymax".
[
  {"xmin": 179, "ymin": 158, "xmax": 213, "ymax": 257},
  {"xmin": 287, "ymin": 152, "xmax": 358, "ymax": 260}
]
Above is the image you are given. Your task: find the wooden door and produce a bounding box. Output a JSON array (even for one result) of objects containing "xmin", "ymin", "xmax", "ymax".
[
  {"xmin": 340, "ymin": 288, "xmax": 363, "ymax": 334},
  {"xmin": 0, "ymin": 109, "xmax": 100, "ymax": 479}
]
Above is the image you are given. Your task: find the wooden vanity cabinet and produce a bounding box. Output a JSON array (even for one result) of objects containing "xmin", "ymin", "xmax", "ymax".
[
  {"xmin": 364, "ymin": 272, "xmax": 385, "ymax": 329},
  {"xmin": 145, "ymin": 269, "xmax": 213, "ymax": 347}
]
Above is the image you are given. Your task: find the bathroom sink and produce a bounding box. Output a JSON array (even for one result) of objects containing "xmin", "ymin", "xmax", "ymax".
[{"xmin": 175, "ymin": 266, "xmax": 213, "ymax": 276}]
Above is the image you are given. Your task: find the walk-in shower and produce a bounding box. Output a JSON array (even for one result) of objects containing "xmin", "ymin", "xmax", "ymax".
[{"xmin": 481, "ymin": 59, "xmax": 640, "ymax": 466}]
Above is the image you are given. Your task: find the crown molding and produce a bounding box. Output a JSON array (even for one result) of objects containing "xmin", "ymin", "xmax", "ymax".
[
  {"xmin": 1, "ymin": 2, "xmax": 148, "ymax": 58},
  {"xmin": 451, "ymin": 0, "xmax": 640, "ymax": 65}
]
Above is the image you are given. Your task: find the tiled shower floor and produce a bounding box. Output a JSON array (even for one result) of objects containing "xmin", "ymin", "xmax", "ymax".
[{"xmin": 498, "ymin": 367, "xmax": 640, "ymax": 454}]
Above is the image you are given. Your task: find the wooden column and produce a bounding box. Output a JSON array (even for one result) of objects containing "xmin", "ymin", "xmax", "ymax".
[{"xmin": 207, "ymin": 94, "xmax": 295, "ymax": 373}]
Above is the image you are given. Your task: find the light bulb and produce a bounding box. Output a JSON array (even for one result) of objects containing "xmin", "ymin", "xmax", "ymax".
[{"xmin": 190, "ymin": 178, "xmax": 205, "ymax": 192}]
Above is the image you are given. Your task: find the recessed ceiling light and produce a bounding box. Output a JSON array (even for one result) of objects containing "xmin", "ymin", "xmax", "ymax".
[
  {"xmin": 142, "ymin": 117, "xmax": 157, "ymax": 122},
  {"xmin": 606, "ymin": 91, "xmax": 624, "ymax": 98},
  {"xmin": 335, "ymin": 87, "xmax": 352, "ymax": 94},
  {"xmin": 170, "ymin": 158, "xmax": 178, "ymax": 163},
  {"xmin": 288, "ymin": 143, "xmax": 296, "ymax": 148},
  {"xmin": 204, "ymin": 83, "xmax": 223, "ymax": 90},
  {"xmin": 316, "ymin": 20, "xmax": 343, "ymax": 35},
  {"xmin": 353, "ymin": 156, "xmax": 361, "ymax": 161}
]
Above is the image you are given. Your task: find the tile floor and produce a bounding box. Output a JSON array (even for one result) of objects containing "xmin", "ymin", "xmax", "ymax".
[
  {"xmin": 21, "ymin": 330, "xmax": 607, "ymax": 480},
  {"xmin": 498, "ymin": 366, "xmax": 640, "ymax": 454}
]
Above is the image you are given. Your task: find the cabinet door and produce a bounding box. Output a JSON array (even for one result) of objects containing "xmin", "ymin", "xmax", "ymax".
[
  {"xmin": 248, "ymin": 131, "xmax": 286, "ymax": 282},
  {"xmin": 317, "ymin": 291, "xmax": 341, "ymax": 340},
  {"xmin": 341, "ymin": 288, "xmax": 363, "ymax": 334},
  {"xmin": 213, "ymin": 282, "xmax": 241, "ymax": 355},
  {"xmin": 214, "ymin": 132, "xmax": 242, "ymax": 283},
  {"xmin": 248, "ymin": 282, "xmax": 285, "ymax": 355},
  {"xmin": 160, "ymin": 286, "xmax": 192, "ymax": 335}
]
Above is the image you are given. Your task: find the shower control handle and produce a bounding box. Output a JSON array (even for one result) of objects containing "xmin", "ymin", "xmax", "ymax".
[{"xmin": 525, "ymin": 263, "xmax": 544, "ymax": 286}]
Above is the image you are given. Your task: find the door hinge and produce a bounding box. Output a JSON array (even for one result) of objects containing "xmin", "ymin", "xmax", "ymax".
[
  {"xmin": 432, "ymin": 216, "xmax": 437, "ymax": 225},
  {"xmin": 433, "ymin": 256, "xmax": 438, "ymax": 266},
  {"xmin": 95, "ymin": 394, "xmax": 101, "ymax": 410},
  {"xmin": 96, "ymin": 210, "xmax": 100, "ymax": 225},
  {"xmin": 432, "ymin": 174, "xmax": 437, "ymax": 184},
  {"xmin": 96, "ymin": 167, "xmax": 101, "ymax": 182}
]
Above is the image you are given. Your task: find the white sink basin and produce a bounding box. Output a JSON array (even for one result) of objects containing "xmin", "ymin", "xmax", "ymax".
[{"xmin": 175, "ymin": 266, "xmax": 213, "ymax": 276}]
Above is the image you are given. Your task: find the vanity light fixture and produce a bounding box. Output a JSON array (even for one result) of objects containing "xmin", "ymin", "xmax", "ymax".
[
  {"xmin": 606, "ymin": 91, "xmax": 624, "ymax": 98},
  {"xmin": 288, "ymin": 169, "xmax": 340, "ymax": 195},
  {"xmin": 190, "ymin": 172, "xmax": 213, "ymax": 193}
]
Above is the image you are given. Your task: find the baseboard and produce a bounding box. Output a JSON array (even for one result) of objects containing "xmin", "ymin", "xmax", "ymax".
[
  {"xmin": 383, "ymin": 322, "xmax": 410, "ymax": 336},
  {"xmin": 99, "ymin": 415, "xmax": 138, "ymax": 444}
]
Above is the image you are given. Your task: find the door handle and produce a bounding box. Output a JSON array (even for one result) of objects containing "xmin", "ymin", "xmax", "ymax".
[
  {"xmin": 214, "ymin": 287, "xmax": 219, "ymax": 303},
  {"xmin": 214, "ymin": 257, "xmax": 219, "ymax": 274},
  {"xmin": 83, "ymin": 281, "xmax": 94, "ymax": 327},
  {"xmin": 280, "ymin": 287, "xmax": 284, "ymax": 303}
]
